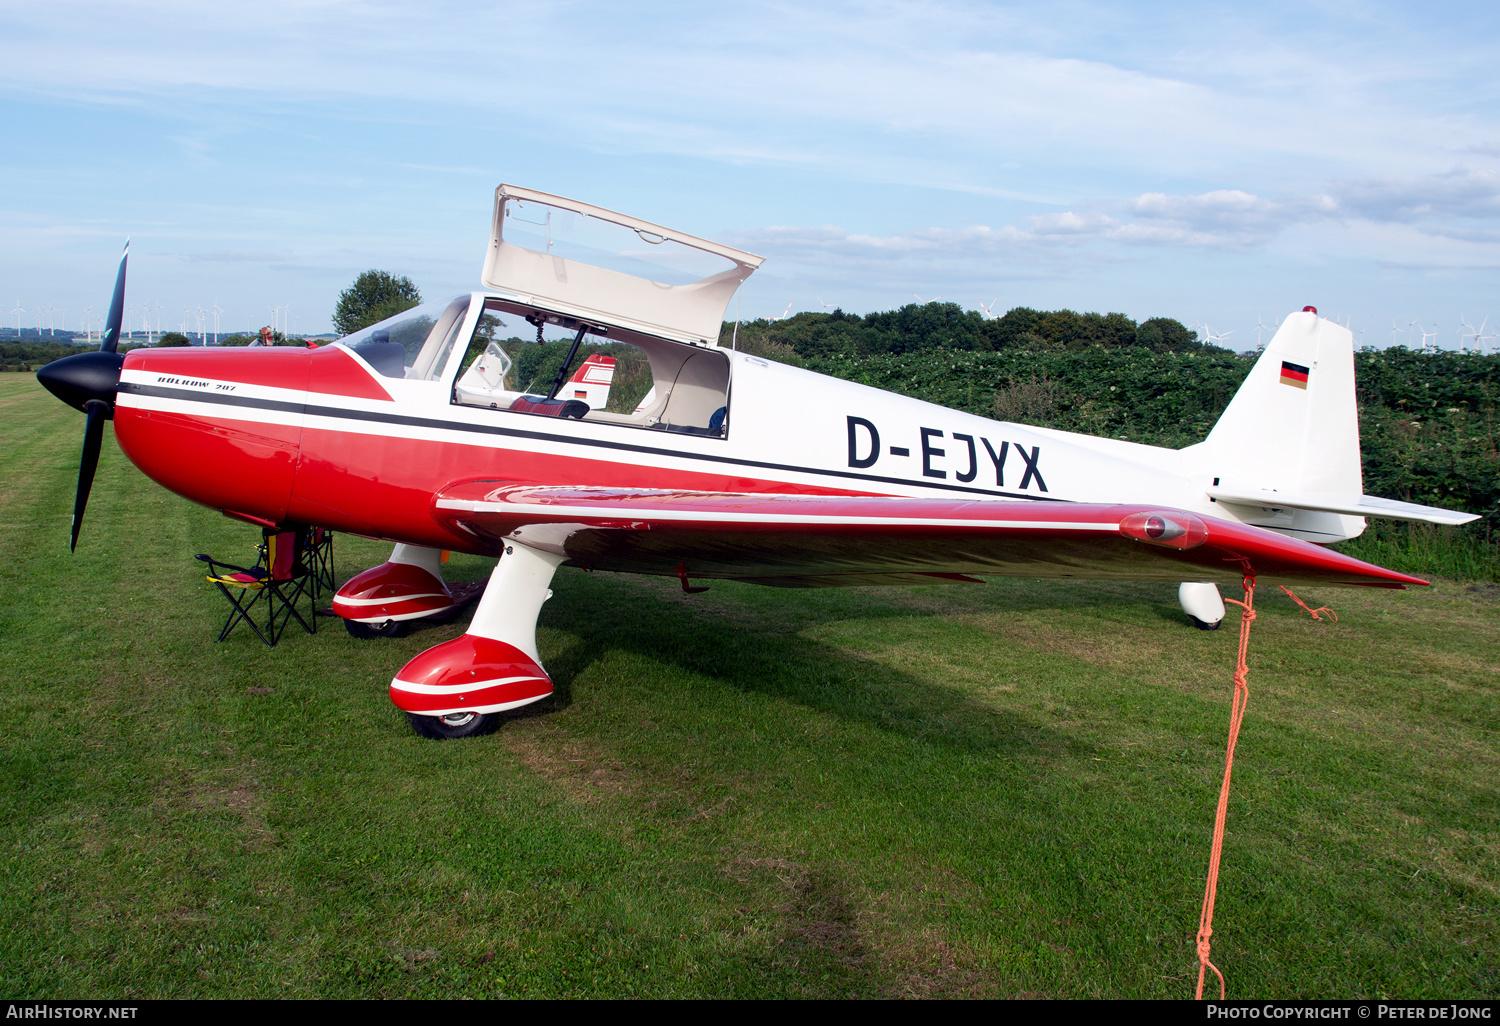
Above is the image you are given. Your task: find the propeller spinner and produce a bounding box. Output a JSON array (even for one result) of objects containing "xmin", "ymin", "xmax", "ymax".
[{"xmin": 36, "ymin": 241, "xmax": 129, "ymax": 551}]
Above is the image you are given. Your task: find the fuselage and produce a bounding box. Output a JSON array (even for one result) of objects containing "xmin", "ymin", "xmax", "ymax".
[{"xmin": 113, "ymin": 292, "xmax": 1228, "ymax": 556}]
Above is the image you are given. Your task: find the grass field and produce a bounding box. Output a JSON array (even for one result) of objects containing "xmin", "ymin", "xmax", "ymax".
[{"xmin": 2, "ymin": 374, "xmax": 1496, "ymax": 999}]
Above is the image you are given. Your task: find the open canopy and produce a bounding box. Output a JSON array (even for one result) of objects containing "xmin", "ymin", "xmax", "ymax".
[{"xmin": 480, "ymin": 185, "xmax": 764, "ymax": 347}]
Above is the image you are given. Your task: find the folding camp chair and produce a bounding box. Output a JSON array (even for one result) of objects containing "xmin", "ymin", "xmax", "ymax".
[
  {"xmin": 196, "ymin": 528, "xmax": 317, "ymax": 647},
  {"xmin": 304, "ymin": 528, "xmax": 336, "ymax": 603}
]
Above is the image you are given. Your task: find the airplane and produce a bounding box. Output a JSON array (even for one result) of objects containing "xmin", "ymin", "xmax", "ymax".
[{"xmin": 37, "ymin": 184, "xmax": 1479, "ymax": 743}]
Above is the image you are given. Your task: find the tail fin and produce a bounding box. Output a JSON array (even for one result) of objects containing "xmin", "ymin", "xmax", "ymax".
[
  {"xmin": 1199, "ymin": 308, "xmax": 1362, "ymax": 495},
  {"xmin": 1189, "ymin": 308, "xmax": 1364, "ymax": 541},
  {"xmin": 564, "ymin": 353, "xmax": 616, "ymax": 409}
]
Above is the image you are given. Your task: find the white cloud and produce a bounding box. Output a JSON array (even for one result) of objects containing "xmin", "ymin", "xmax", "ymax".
[
  {"xmin": 1025, "ymin": 211, "xmax": 1120, "ymax": 236},
  {"xmin": 1107, "ymin": 222, "xmax": 1232, "ymax": 248},
  {"xmin": 1120, "ymin": 189, "xmax": 1328, "ymax": 245},
  {"xmin": 1335, "ymin": 168, "xmax": 1500, "ymax": 222},
  {"xmin": 735, "ymin": 167, "xmax": 1500, "ymax": 278},
  {"xmin": 731, "ymin": 222, "xmax": 1054, "ymax": 268},
  {"xmin": 1134, "ymin": 189, "xmax": 1274, "ymax": 223}
]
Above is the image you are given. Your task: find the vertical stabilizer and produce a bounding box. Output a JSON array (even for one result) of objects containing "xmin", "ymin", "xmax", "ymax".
[
  {"xmin": 564, "ymin": 353, "xmax": 616, "ymax": 409},
  {"xmin": 1188, "ymin": 309, "xmax": 1364, "ymax": 540}
]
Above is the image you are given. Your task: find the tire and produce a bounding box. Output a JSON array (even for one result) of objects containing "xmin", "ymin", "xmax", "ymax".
[
  {"xmin": 406, "ymin": 711, "xmax": 498, "ymax": 740},
  {"xmin": 1188, "ymin": 615, "xmax": 1222, "ymax": 631},
  {"xmin": 344, "ymin": 617, "xmax": 405, "ymax": 639}
]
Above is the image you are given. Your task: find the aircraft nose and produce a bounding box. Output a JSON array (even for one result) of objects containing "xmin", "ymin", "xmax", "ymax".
[{"xmin": 36, "ymin": 351, "xmax": 126, "ymax": 414}]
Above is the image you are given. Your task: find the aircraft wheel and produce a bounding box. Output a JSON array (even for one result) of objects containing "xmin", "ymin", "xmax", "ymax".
[
  {"xmin": 344, "ymin": 617, "xmax": 405, "ymax": 639},
  {"xmin": 1187, "ymin": 615, "xmax": 1222, "ymax": 631},
  {"xmin": 406, "ymin": 711, "xmax": 497, "ymax": 740}
]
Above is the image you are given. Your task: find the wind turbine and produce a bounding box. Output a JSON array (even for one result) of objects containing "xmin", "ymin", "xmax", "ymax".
[
  {"xmin": 977, "ymin": 297, "xmax": 999, "ymax": 319},
  {"xmin": 10, "ymin": 301, "xmax": 21, "ymax": 337},
  {"xmin": 1417, "ymin": 322, "xmax": 1438, "ymax": 351},
  {"xmin": 180, "ymin": 306, "xmax": 190, "ymax": 334},
  {"xmin": 775, "ymin": 301, "xmax": 793, "ymax": 321},
  {"xmin": 1254, "ymin": 314, "xmax": 1276, "ymax": 348},
  {"xmin": 1457, "ymin": 315, "xmax": 1476, "ymax": 350},
  {"xmin": 210, "ymin": 300, "xmax": 222, "ymax": 344},
  {"xmin": 195, "ymin": 307, "xmax": 207, "ymax": 344},
  {"xmin": 815, "ymin": 296, "xmax": 837, "ymax": 313},
  {"xmin": 912, "ymin": 293, "xmax": 944, "ymax": 304},
  {"xmin": 1199, "ymin": 323, "xmax": 1234, "ymax": 347},
  {"xmin": 1475, "ymin": 316, "xmax": 1494, "ymax": 354}
]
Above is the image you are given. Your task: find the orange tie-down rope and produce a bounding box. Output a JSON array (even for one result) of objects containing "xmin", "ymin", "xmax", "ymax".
[
  {"xmin": 1279, "ymin": 585, "xmax": 1338, "ymax": 623},
  {"xmin": 1193, "ymin": 578, "xmax": 1339, "ymax": 998},
  {"xmin": 1195, "ymin": 574, "xmax": 1257, "ymax": 1000}
]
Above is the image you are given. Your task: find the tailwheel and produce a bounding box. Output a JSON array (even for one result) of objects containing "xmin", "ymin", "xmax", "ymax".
[
  {"xmin": 1188, "ymin": 615, "xmax": 1222, "ymax": 631},
  {"xmin": 345, "ymin": 617, "xmax": 405, "ymax": 639},
  {"xmin": 406, "ymin": 710, "xmax": 498, "ymax": 740}
]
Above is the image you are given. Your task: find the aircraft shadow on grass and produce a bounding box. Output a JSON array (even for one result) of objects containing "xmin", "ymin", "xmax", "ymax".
[{"xmin": 400, "ymin": 569, "xmax": 1084, "ymax": 764}]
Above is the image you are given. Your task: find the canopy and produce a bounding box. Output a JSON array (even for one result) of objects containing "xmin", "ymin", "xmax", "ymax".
[{"xmin": 480, "ymin": 185, "xmax": 764, "ymax": 346}]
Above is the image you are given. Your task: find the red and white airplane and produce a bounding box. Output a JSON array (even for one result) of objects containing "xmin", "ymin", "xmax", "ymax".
[{"xmin": 39, "ymin": 185, "xmax": 1477, "ymax": 739}]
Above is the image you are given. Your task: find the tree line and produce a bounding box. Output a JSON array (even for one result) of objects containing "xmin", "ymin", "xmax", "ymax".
[{"xmin": 727, "ymin": 303, "xmax": 1206, "ymax": 359}]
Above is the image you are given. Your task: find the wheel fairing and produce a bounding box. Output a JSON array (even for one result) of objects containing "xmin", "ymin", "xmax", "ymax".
[{"xmin": 390, "ymin": 634, "xmax": 552, "ymax": 715}]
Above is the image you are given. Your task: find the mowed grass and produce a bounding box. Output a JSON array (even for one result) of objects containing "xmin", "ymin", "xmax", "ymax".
[{"xmin": 1, "ymin": 373, "xmax": 1496, "ymax": 999}]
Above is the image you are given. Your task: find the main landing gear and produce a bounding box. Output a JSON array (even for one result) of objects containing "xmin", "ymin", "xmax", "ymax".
[
  {"xmin": 333, "ymin": 543, "xmax": 455, "ymax": 637},
  {"xmin": 345, "ymin": 618, "xmax": 405, "ymax": 639},
  {"xmin": 388, "ymin": 541, "xmax": 565, "ymax": 740},
  {"xmin": 406, "ymin": 709, "xmax": 497, "ymax": 740}
]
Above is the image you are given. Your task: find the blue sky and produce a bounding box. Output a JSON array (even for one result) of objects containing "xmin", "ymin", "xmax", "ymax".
[{"xmin": 2, "ymin": 1, "xmax": 1498, "ymax": 345}]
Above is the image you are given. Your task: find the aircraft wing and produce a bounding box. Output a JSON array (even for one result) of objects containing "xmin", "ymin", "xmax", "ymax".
[{"xmin": 432, "ymin": 484, "xmax": 1428, "ymax": 589}]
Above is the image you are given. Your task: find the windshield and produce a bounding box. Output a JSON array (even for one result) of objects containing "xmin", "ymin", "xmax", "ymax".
[
  {"xmin": 452, "ymin": 298, "xmax": 727, "ymax": 436},
  {"xmin": 338, "ymin": 296, "xmax": 471, "ymax": 379}
]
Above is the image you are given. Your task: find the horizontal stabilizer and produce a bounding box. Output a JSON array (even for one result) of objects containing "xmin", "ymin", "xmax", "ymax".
[{"xmin": 1207, "ymin": 485, "xmax": 1478, "ymax": 526}]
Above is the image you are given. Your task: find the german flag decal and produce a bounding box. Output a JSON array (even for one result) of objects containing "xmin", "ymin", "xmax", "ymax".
[{"xmin": 1280, "ymin": 360, "xmax": 1310, "ymax": 389}]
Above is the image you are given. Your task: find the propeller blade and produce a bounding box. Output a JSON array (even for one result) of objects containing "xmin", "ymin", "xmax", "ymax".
[
  {"xmin": 71, "ymin": 400, "xmax": 108, "ymax": 552},
  {"xmin": 100, "ymin": 240, "xmax": 128, "ymax": 354}
]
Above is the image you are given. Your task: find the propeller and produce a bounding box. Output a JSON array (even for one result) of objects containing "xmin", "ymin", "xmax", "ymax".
[{"xmin": 36, "ymin": 241, "xmax": 129, "ymax": 551}]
